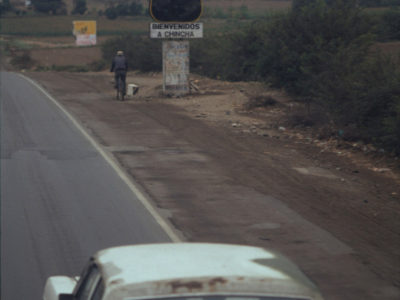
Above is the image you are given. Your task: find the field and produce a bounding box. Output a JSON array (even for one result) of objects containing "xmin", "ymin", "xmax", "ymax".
[
  {"xmin": 204, "ymin": 0, "xmax": 291, "ymax": 10},
  {"xmin": 1, "ymin": 1, "xmax": 293, "ymax": 36},
  {"xmin": 0, "ymin": 15, "xmax": 150, "ymax": 36},
  {"xmin": 81, "ymin": 0, "xmax": 292, "ymax": 12}
]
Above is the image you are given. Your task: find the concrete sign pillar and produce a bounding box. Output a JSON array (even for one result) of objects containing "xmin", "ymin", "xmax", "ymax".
[{"xmin": 162, "ymin": 40, "xmax": 190, "ymax": 97}]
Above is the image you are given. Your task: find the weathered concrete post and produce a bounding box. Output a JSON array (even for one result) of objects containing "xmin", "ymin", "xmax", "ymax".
[{"xmin": 162, "ymin": 40, "xmax": 190, "ymax": 97}]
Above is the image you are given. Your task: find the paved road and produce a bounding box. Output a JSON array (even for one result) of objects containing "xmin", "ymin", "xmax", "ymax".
[{"xmin": 0, "ymin": 72, "xmax": 171, "ymax": 300}]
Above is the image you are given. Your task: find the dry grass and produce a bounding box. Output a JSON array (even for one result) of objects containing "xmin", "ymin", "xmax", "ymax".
[
  {"xmin": 30, "ymin": 47, "xmax": 102, "ymax": 66},
  {"xmin": 374, "ymin": 41, "xmax": 400, "ymax": 65}
]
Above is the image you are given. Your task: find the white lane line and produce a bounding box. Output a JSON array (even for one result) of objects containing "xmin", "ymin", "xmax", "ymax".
[{"xmin": 19, "ymin": 73, "xmax": 182, "ymax": 243}]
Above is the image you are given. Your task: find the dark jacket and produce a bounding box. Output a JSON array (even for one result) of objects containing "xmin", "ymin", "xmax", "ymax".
[{"xmin": 110, "ymin": 55, "xmax": 128, "ymax": 72}]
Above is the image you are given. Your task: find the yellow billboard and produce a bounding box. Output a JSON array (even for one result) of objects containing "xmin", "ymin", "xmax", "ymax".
[{"xmin": 73, "ymin": 21, "xmax": 96, "ymax": 46}]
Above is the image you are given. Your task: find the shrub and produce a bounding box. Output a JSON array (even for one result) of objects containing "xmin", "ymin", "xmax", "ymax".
[
  {"xmin": 10, "ymin": 50, "xmax": 35, "ymax": 69},
  {"xmin": 191, "ymin": 21, "xmax": 271, "ymax": 81},
  {"xmin": 51, "ymin": 65, "xmax": 89, "ymax": 72},
  {"xmin": 32, "ymin": 0, "xmax": 66, "ymax": 15},
  {"xmin": 339, "ymin": 53, "xmax": 400, "ymax": 151},
  {"xmin": 88, "ymin": 60, "xmax": 107, "ymax": 71},
  {"xmin": 72, "ymin": 0, "xmax": 87, "ymax": 15},
  {"xmin": 379, "ymin": 7, "xmax": 400, "ymax": 41},
  {"xmin": 262, "ymin": 0, "xmax": 400, "ymax": 153},
  {"xmin": 104, "ymin": 0, "xmax": 143, "ymax": 19},
  {"xmin": 0, "ymin": 0, "xmax": 12, "ymax": 15},
  {"xmin": 105, "ymin": 7, "xmax": 118, "ymax": 20},
  {"xmin": 101, "ymin": 34, "xmax": 161, "ymax": 72},
  {"xmin": 260, "ymin": 0, "xmax": 374, "ymax": 94}
]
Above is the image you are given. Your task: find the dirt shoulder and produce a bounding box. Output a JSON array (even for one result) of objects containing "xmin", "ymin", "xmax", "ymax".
[{"xmin": 25, "ymin": 70, "xmax": 400, "ymax": 300}]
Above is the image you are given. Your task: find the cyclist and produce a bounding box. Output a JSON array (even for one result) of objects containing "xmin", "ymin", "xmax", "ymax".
[{"xmin": 110, "ymin": 50, "xmax": 128, "ymax": 96}]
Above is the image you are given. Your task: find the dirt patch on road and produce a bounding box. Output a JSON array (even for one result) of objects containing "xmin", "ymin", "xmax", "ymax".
[{"xmin": 24, "ymin": 70, "xmax": 400, "ymax": 300}]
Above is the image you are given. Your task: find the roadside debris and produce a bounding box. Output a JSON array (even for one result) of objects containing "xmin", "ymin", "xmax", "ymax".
[{"xmin": 372, "ymin": 168, "xmax": 391, "ymax": 173}]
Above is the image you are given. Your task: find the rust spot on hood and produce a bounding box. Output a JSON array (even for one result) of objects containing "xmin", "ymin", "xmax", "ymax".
[
  {"xmin": 110, "ymin": 279, "xmax": 124, "ymax": 286},
  {"xmin": 170, "ymin": 280, "xmax": 203, "ymax": 292},
  {"xmin": 209, "ymin": 277, "xmax": 227, "ymax": 287}
]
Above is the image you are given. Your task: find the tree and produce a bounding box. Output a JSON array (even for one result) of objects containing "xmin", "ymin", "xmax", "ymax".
[
  {"xmin": 105, "ymin": 6, "xmax": 118, "ymax": 19},
  {"xmin": 32, "ymin": 0, "xmax": 66, "ymax": 14},
  {"xmin": 380, "ymin": 7, "xmax": 400, "ymax": 40},
  {"xmin": 292, "ymin": 0, "xmax": 318, "ymax": 9},
  {"xmin": 359, "ymin": 0, "xmax": 400, "ymax": 7},
  {"xmin": 260, "ymin": 0, "xmax": 373, "ymax": 96},
  {"xmin": 0, "ymin": 0, "xmax": 12, "ymax": 15},
  {"xmin": 104, "ymin": 0, "xmax": 143, "ymax": 19},
  {"xmin": 129, "ymin": 1, "xmax": 143, "ymax": 16},
  {"xmin": 72, "ymin": 0, "xmax": 87, "ymax": 15}
]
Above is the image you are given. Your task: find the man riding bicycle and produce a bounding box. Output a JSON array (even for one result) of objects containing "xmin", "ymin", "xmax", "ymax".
[{"xmin": 110, "ymin": 50, "xmax": 128, "ymax": 96}]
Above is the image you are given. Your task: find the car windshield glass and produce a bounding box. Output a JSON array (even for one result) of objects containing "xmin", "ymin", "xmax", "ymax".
[{"xmin": 75, "ymin": 265, "xmax": 101, "ymax": 300}]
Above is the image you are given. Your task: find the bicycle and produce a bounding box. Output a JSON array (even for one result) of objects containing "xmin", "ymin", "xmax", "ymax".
[{"xmin": 116, "ymin": 76, "xmax": 125, "ymax": 101}]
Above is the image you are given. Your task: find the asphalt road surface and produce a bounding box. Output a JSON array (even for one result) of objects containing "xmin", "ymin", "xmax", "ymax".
[{"xmin": 0, "ymin": 72, "xmax": 171, "ymax": 300}]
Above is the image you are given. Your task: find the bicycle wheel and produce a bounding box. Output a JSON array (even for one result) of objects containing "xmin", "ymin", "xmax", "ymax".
[
  {"xmin": 116, "ymin": 79, "xmax": 120, "ymax": 100},
  {"xmin": 118, "ymin": 78, "xmax": 125, "ymax": 101}
]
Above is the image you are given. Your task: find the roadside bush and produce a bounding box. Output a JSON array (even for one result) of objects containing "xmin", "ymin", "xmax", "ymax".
[
  {"xmin": 88, "ymin": 59, "xmax": 107, "ymax": 71},
  {"xmin": 10, "ymin": 50, "xmax": 35, "ymax": 69},
  {"xmin": 35, "ymin": 64, "xmax": 89, "ymax": 72},
  {"xmin": 72, "ymin": 0, "xmax": 87, "ymax": 15},
  {"xmin": 359, "ymin": 0, "xmax": 400, "ymax": 7},
  {"xmin": 101, "ymin": 34, "xmax": 161, "ymax": 72},
  {"xmin": 0, "ymin": 0, "xmax": 12, "ymax": 16},
  {"xmin": 377, "ymin": 7, "xmax": 400, "ymax": 41},
  {"xmin": 104, "ymin": 0, "xmax": 144, "ymax": 19},
  {"xmin": 202, "ymin": 7, "xmax": 228, "ymax": 19},
  {"xmin": 104, "ymin": 7, "xmax": 118, "ymax": 19},
  {"xmin": 260, "ymin": 0, "xmax": 374, "ymax": 94},
  {"xmin": 50, "ymin": 65, "xmax": 89, "ymax": 72},
  {"xmin": 15, "ymin": 9, "xmax": 27, "ymax": 16},
  {"xmin": 32, "ymin": 0, "xmax": 66, "ymax": 15},
  {"xmin": 338, "ymin": 53, "xmax": 400, "ymax": 151},
  {"xmin": 260, "ymin": 0, "xmax": 400, "ymax": 153},
  {"xmin": 191, "ymin": 20, "xmax": 272, "ymax": 80}
]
